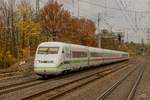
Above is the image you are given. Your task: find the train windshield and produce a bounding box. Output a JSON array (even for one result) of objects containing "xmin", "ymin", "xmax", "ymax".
[{"xmin": 38, "ymin": 47, "xmax": 59, "ymax": 54}]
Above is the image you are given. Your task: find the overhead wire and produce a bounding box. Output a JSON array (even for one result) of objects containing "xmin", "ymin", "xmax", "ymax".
[
  {"xmin": 80, "ymin": 0, "xmax": 150, "ymax": 14},
  {"xmin": 117, "ymin": 0, "xmax": 147, "ymax": 43},
  {"xmin": 61, "ymin": 0, "xmax": 148, "ymax": 34},
  {"xmin": 119, "ymin": 0, "xmax": 139, "ymax": 31},
  {"xmin": 114, "ymin": 0, "xmax": 137, "ymax": 32},
  {"xmin": 120, "ymin": 0, "xmax": 139, "ymax": 31},
  {"xmin": 119, "ymin": 0, "xmax": 146, "ymax": 34},
  {"xmin": 77, "ymin": 0, "xmax": 148, "ymax": 34}
]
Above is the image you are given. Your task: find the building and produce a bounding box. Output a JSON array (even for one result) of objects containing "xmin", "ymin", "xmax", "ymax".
[{"xmin": 147, "ymin": 28, "xmax": 150, "ymax": 44}]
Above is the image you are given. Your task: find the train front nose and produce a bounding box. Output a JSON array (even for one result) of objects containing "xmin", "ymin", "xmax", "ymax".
[
  {"xmin": 34, "ymin": 46, "xmax": 62, "ymax": 75},
  {"xmin": 34, "ymin": 60, "xmax": 62, "ymax": 75}
]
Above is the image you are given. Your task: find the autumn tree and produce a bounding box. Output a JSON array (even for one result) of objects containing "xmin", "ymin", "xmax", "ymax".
[
  {"xmin": 0, "ymin": 0, "xmax": 97, "ymax": 68},
  {"xmin": 40, "ymin": 1, "xmax": 96, "ymax": 46},
  {"xmin": 0, "ymin": 0, "xmax": 18, "ymax": 67},
  {"xmin": 40, "ymin": 0, "xmax": 72, "ymax": 41},
  {"xmin": 16, "ymin": 0, "xmax": 41, "ymax": 57},
  {"xmin": 78, "ymin": 18, "xmax": 96, "ymax": 46}
]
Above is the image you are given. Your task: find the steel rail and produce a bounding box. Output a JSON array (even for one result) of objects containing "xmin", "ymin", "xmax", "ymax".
[
  {"xmin": 22, "ymin": 63, "xmax": 131, "ymax": 100},
  {"xmin": 0, "ymin": 62, "xmax": 129, "ymax": 96},
  {"xmin": 127, "ymin": 66, "xmax": 144, "ymax": 100},
  {"xmin": 96, "ymin": 64, "xmax": 139, "ymax": 100}
]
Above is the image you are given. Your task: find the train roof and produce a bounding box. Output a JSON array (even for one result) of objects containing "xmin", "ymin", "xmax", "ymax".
[
  {"xmin": 38, "ymin": 42, "xmax": 128, "ymax": 54},
  {"xmin": 39, "ymin": 42, "xmax": 66, "ymax": 46},
  {"xmin": 39, "ymin": 42, "xmax": 88, "ymax": 47}
]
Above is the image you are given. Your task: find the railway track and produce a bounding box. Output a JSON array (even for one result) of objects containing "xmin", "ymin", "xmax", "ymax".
[
  {"xmin": 127, "ymin": 66, "xmax": 144, "ymax": 100},
  {"xmin": 0, "ymin": 78, "xmax": 46, "ymax": 95},
  {"xmin": 0, "ymin": 61, "xmax": 129, "ymax": 97},
  {"xmin": 96, "ymin": 63, "xmax": 144, "ymax": 100},
  {"xmin": 0, "ymin": 72, "xmax": 25, "ymax": 81},
  {"xmin": 0, "ymin": 72, "xmax": 19, "ymax": 77},
  {"xmin": 21, "ymin": 62, "xmax": 132, "ymax": 100}
]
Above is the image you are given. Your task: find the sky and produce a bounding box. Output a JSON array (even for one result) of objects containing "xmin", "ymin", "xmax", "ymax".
[{"xmin": 31, "ymin": 0, "xmax": 150, "ymax": 43}]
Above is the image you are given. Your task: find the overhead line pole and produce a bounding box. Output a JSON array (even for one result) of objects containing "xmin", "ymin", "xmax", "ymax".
[
  {"xmin": 36, "ymin": 0, "xmax": 40, "ymax": 15},
  {"xmin": 135, "ymin": 12, "xmax": 139, "ymax": 31},
  {"xmin": 104, "ymin": 0, "xmax": 107, "ymax": 17},
  {"xmin": 72, "ymin": 0, "xmax": 75, "ymax": 16},
  {"xmin": 78, "ymin": 0, "xmax": 80, "ymax": 17},
  {"xmin": 97, "ymin": 12, "xmax": 101, "ymax": 48}
]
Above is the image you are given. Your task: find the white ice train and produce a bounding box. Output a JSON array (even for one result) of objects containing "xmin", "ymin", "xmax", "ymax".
[{"xmin": 34, "ymin": 42, "xmax": 129, "ymax": 77}]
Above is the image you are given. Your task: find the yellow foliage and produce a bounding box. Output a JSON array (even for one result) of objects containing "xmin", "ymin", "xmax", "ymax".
[
  {"xmin": 22, "ymin": 48, "xmax": 28, "ymax": 57},
  {"xmin": 16, "ymin": 1, "xmax": 41, "ymax": 37},
  {"xmin": 16, "ymin": 20, "xmax": 41, "ymax": 37},
  {"xmin": 6, "ymin": 51, "xmax": 16, "ymax": 65},
  {"xmin": 17, "ymin": 1, "xmax": 31, "ymax": 16},
  {"xmin": 128, "ymin": 49, "xmax": 136, "ymax": 56}
]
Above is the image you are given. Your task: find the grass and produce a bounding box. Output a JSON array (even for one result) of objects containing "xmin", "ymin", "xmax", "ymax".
[{"xmin": 0, "ymin": 67, "xmax": 18, "ymax": 73}]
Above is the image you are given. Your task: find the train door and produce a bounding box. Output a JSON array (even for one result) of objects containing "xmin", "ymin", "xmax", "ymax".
[
  {"xmin": 64, "ymin": 46, "xmax": 71, "ymax": 70},
  {"xmin": 87, "ymin": 48, "xmax": 90, "ymax": 66}
]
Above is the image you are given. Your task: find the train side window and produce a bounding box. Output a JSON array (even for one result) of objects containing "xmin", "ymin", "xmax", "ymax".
[
  {"xmin": 72, "ymin": 51, "xmax": 87, "ymax": 58},
  {"xmin": 90, "ymin": 52, "xmax": 102, "ymax": 57}
]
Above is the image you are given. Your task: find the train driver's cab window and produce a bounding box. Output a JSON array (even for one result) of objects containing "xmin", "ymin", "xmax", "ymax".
[{"xmin": 38, "ymin": 47, "xmax": 59, "ymax": 54}]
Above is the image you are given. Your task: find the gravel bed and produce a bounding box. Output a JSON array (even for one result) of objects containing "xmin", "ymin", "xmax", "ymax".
[
  {"xmin": 54, "ymin": 64, "xmax": 136, "ymax": 100},
  {"xmin": 104, "ymin": 64, "xmax": 142, "ymax": 100},
  {"xmin": 0, "ymin": 74, "xmax": 40, "ymax": 89},
  {"xmin": 54, "ymin": 60, "xmax": 140, "ymax": 100},
  {"xmin": 134, "ymin": 57, "xmax": 150, "ymax": 100},
  {"xmin": 37, "ymin": 63, "xmax": 134, "ymax": 100},
  {"xmin": 0, "ymin": 62, "xmax": 130, "ymax": 100}
]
